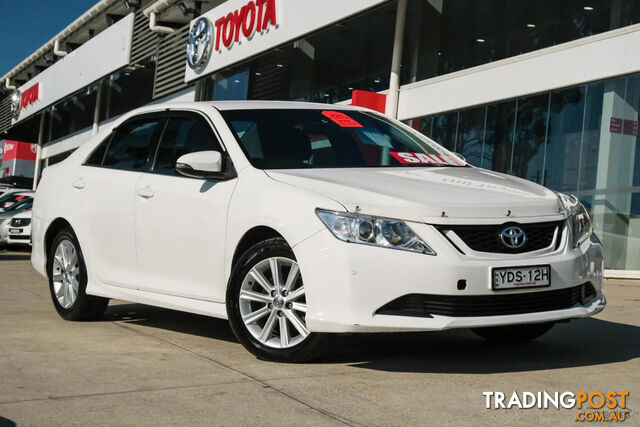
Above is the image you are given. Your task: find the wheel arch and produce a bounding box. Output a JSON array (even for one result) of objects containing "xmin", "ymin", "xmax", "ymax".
[
  {"xmin": 44, "ymin": 217, "xmax": 74, "ymax": 262},
  {"xmin": 231, "ymin": 226, "xmax": 285, "ymax": 269}
]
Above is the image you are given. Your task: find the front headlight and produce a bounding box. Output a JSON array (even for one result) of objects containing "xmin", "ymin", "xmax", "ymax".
[
  {"xmin": 316, "ymin": 209, "xmax": 435, "ymax": 255},
  {"xmin": 558, "ymin": 194, "xmax": 593, "ymax": 248}
]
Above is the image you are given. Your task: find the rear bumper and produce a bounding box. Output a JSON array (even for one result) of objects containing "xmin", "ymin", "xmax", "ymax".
[{"xmin": 294, "ymin": 223, "xmax": 605, "ymax": 333}]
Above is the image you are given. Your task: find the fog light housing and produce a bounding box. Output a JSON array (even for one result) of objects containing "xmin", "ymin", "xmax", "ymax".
[{"xmin": 580, "ymin": 283, "xmax": 596, "ymax": 305}]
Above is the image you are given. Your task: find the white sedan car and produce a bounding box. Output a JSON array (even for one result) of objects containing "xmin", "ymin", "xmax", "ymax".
[
  {"xmin": 7, "ymin": 210, "xmax": 32, "ymax": 246},
  {"xmin": 31, "ymin": 101, "xmax": 605, "ymax": 362}
]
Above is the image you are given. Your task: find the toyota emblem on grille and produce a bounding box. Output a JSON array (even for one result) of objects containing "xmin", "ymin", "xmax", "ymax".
[{"xmin": 500, "ymin": 226, "xmax": 526, "ymax": 249}]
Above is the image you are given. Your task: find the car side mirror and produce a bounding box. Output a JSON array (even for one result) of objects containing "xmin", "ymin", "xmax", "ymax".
[
  {"xmin": 453, "ymin": 152, "xmax": 466, "ymax": 163},
  {"xmin": 175, "ymin": 151, "xmax": 224, "ymax": 178}
]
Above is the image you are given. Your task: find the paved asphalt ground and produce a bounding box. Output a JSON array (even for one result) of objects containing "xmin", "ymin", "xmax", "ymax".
[{"xmin": 1, "ymin": 249, "xmax": 638, "ymax": 426}]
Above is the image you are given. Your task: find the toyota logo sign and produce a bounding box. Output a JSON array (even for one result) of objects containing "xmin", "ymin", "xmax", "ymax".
[
  {"xmin": 10, "ymin": 90, "xmax": 21, "ymax": 119},
  {"xmin": 187, "ymin": 17, "xmax": 213, "ymax": 71},
  {"xmin": 500, "ymin": 225, "xmax": 527, "ymax": 249}
]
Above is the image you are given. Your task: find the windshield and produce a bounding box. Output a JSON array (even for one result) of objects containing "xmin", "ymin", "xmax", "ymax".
[
  {"xmin": 0, "ymin": 193, "xmax": 30, "ymax": 210},
  {"xmin": 4, "ymin": 197, "xmax": 33, "ymax": 212},
  {"xmin": 221, "ymin": 109, "xmax": 465, "ymax": 170}
]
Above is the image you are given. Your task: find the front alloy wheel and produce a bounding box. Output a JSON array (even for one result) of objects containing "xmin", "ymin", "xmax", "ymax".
[
  {"xmin": 227, "ymin": 238, "xmax": 326, "ymax": 362},
  {"xmin": 239, "ymin": 257, "xmax": 308, "ymax": 349}
]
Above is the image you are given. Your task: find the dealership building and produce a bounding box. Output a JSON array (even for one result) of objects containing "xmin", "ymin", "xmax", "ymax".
[{"xmin": 0, "ymin": 0, "xmax": 639, "ymax": 276}]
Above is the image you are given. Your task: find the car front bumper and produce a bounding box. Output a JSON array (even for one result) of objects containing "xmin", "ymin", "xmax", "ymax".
[
  {"xmin": 294, "ymin": 222, "xmax": 605, "ymax": 333},
  {"xmin": 7, "ymin": 227, "xmax": 31, "ymax": 245}
]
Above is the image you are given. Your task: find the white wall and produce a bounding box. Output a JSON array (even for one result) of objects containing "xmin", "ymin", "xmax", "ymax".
[
  {"xmin": 397, "ymin": 23, "xmax": 640, "ymax": 121},
  {"xmin": 13, "ymin": 13, "xmax": 134, "ymax": 124}
]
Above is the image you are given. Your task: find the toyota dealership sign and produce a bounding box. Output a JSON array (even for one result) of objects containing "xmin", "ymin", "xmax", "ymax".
[{"xmin": 184, "ymin": 0, "xmax": 386, "ymax": 81}]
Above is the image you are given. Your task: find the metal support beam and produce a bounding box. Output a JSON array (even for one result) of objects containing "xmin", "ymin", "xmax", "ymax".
[
  {"xmin": 33, "ymin": 113, "xmax": 46, "ymax": 190},
  {"xmin": 386, "ymin": 0, "xmax": 407, "ymax": 119},
  {"xmin": 93, "ymin": 82, "xmax": 103, "ymax": 135}
]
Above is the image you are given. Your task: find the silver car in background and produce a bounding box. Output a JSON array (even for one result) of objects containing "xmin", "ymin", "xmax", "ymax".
[{"xmin": 0, "ymin": 197, "xmax": 34, "ymax": 246}]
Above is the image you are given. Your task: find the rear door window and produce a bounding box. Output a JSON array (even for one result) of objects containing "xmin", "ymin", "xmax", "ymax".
[{"xmin": 103, "ymin": 118, "xmax": 165, "ymax": 171}]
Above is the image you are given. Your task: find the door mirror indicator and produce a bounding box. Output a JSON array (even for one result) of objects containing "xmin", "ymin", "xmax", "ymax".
[{"xmin": 175, "ymin": 150, "xmax": 224, "ymax": 178}]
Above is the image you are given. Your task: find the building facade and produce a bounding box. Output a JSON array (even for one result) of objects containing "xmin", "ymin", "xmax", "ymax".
[{"xmin": 0, "ymin": 0, "xmax": 639, "ymax": 275}]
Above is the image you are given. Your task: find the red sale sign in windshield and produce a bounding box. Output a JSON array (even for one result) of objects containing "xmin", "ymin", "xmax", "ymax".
[{"xmin": 390, "ymin": 151, "xmax": 465, "ymax": 166}]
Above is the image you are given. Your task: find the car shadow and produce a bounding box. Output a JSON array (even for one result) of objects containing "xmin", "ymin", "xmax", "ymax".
[
  {"xmin": 327, "ymin": 318, "xmax": 640, "ymax": 373},
  {"xmin": 103, "ymin": 303, "xmax": 640, "ymax": 373},
  {"xmin": 104, "ymin": 303, "xmax": 237, "ymax": 343},
  {"xmin": 0, "ymin": 252, "xmax": 31, "ymax": 261},
  {"xmin": 0, "ymin": 416, "xmax": 17, "ymax": 427}
]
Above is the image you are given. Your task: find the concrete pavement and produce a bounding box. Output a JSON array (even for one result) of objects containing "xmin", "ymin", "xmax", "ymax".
[{"xmin": 1, "ymin": 249, "xmax": 638, "ymax": 426}]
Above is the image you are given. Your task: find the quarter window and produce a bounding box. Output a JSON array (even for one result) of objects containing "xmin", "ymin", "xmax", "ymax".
[
  {"xmin": 85, "ymin": 135, "xmax": 111, "ymax": 166},
  {"xmin": 103, "ymin": 119, "xmax": 163, "ymax": 171},
  {"xmin": 153, "ymin": 116, "xmax": 221, "ymax": 176}
]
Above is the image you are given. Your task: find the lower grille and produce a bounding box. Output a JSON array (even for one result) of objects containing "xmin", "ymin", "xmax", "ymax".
[
  {"xmin": 376, "ymin": 283, "xmax": 596, "ymax": 318},
  {"xmin": 9, "ymin": 235, "xmax": 29, "ymax": 240},
  {"xmin": 440, "ymin": 221, "xmax": 562, "ymax": 254}
]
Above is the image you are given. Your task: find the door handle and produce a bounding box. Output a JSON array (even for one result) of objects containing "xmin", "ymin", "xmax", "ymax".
[
  {"xmin": 136, "ymin": 186, "xmax": 154, "ymax": 199},
  {"xmin": 72, "ymin": 178, "xmax": 85, "ymax": 190}
]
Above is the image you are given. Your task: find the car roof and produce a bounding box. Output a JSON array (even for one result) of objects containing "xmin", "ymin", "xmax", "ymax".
[
  {"xmin": 105, "ymin": 101, "xmax": 375, "ymax": 136},
  {"xmin": 207, "ymin": 100, "xmax": 365, "ymax": 111},
  {"xmin": 126, "ymin": 100, "xmax": 367, "ymax": 115}
]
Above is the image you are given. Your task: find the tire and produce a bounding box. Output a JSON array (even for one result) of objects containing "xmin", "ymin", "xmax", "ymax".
[
  {"xmin": 47, "ymin": 227, "xmax": 108, "ymax": 321},
  {"xmin": 226, "ymin": 237, "xmax": 327, "ymax": 362},
  {"xmin": 471, "ymin": 322, "xmax": 554, "ymax": 342}
]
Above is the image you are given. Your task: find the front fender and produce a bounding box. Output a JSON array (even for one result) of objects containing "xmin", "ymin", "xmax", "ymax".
[{"xmin": 224, "ymin": 167, "xmax": 345, "ymax": 280}]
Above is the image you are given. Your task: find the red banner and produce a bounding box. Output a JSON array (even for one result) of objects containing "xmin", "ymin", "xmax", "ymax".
[
  {"xmin": 351, "ymin": 90, "xmax": 386, "ymax": 114},
  {"xmin": 2, "ymin": 140, "xmax": 37, "ymax": 162}
]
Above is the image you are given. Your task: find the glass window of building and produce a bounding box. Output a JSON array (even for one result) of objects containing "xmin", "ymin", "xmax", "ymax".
[
  {"xmin": 402, "ymin": 0, "xmax": 640, "ymax": 84},
  {"xmin": 479, "ymin": 100, "xmax": 516, "ymax": 173},
  {"xmin": 410, "ymin": 71, "xmax": 640, "ymax": 271},
  {"xmin": 101, "ymin": 59, "xmax": 156, "ymax": 121},
  {"xmin": 455, "ymin": 107, "xmax": 485, "ymax": 166},
  {"xmin": 545, "ymin": 87, "xmax": 586, "ymax": 193},
  {"xmin": 511, "ymin": 94, "xmax": 549, "ymax": 184},
  {"xmin": 48, "ymin": 86, "xmax": 98, "ymax": 142},
  {"xmin": 199, "ymin": 2, "xmax": 397, "ymax": 104}
]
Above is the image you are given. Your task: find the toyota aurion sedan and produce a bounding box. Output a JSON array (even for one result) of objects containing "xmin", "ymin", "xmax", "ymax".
[{"xmin": 31, "ymin": 101, "xmax": 605, "ymax": 362}]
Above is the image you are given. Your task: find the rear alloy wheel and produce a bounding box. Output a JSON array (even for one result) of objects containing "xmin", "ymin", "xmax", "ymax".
[
  {"xmin": 472, "ymin": 322, "xmax": 555, "ymax": 342},
  {"xmin": 52, "ymin": 239, "xmax": 80, "ymax": 309},
  {"xmin": 47, "ymin": 227, "xmax": 108, "ymax": 321},
  {"xmin": 227, "ymin": 238, "xmax": 326, "ymax": 362}
]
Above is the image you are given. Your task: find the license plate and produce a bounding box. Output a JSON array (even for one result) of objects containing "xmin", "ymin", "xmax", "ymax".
[
  {"xmin": 492, "ymin": 265, "xmax": 551, "ymax": 290},
  {"xmin": 9, "ymin": 228, "xmax": 22, "ymax": 234}
]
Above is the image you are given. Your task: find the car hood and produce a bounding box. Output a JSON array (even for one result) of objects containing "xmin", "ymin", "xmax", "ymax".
[{"xmin": 265, "ymin": 167, "xmax": 565, "ymax": 224}]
